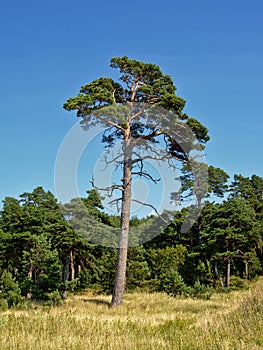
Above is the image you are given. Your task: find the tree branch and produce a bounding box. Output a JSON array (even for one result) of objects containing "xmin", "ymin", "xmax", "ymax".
[
  {"xmin": 102, "ymin": 151, "xmax": 124, "ymax": 168},
  {"xmin": 132, "ymin": 152, "xmax": 171, "ymax": 164},
  {"xmin": 99, "ymin": 117, "xmax": 126, "ymax": 132},
  {"xmin": 108, "ymin": 197, "xmax": 122, "ymax": 212},
  {"xmin": 132, "ymin": 159, "xmax": 160, "ymax": 183},
  {"xmin": 131, "ymin": 199, "xmax": 169, "ymax": 225},
  {"xmin": 90, "ymin": 178, "xmax": 123, "ymax": 197},
  {"xmin": 139, "ymin": 129, "xmax": 164, "ymax": 141},
  {"xmin": 132, "ymin": 171, "xmax": 160, "ymax": 184}
]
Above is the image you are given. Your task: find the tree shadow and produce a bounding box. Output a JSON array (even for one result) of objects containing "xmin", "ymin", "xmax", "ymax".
[{"xmin": 82, "ymin": 298, "xmax": 111, "ymax": 307}]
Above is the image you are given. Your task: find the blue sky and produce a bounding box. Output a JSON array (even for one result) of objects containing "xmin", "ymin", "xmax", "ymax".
[{"xmin": 0, "ymin": 0, "xmax": 262, "ymax": 210}]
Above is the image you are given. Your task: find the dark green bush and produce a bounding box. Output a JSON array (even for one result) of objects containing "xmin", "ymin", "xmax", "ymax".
[
  {"xmin": 190, "ymin": 280, "xmax": 214, "ymax": 300},
  {"xmin": 158, "ymin": 270, "xmax": 214, "ymax": 300},
  {"xmin": 45, "ymin": 290, "xmax": 63, "ymax": 306},
  {"xmin": 0, "ymin": 271, "xmax": 24, "ymax": 308},
  {"xmin": 0, "ymin": 299, "xmax": 8, "ymax": 311},
  {"xmin": 158, "ymin": 270, "xmax": 190, "ymax": 297}
]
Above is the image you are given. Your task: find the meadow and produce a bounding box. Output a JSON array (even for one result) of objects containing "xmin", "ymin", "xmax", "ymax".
[{"xmin": 1, "ymin": 279, "xmax": 263, "ymax": 350}]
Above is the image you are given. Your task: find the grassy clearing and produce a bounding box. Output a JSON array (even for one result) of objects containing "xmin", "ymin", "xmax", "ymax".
[{"xmin": 1, "ymin": 279, "xmax": 263, "ymax": 350}]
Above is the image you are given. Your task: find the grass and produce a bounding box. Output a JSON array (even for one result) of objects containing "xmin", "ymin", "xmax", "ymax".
[{"xmin": 0, "ymin": 279, "xmax": 263, "ymax": 349}]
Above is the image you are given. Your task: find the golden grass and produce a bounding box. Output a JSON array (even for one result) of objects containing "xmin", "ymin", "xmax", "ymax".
[{"xmin": 1, "ymin": 279, "xmax": 263, "ymax": 349}]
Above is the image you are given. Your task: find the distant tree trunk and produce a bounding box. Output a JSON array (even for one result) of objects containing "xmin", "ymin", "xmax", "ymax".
[
  {"xmin": 69, "ymin": 249, "xmax": 75, "ymax": 291},
  {"xmin": 77, "ymin": 265, "xmax": 81, "ymax": 287},
  {"xmin": 197, "ymin": 215, "xmax": 202, "ymax": 246},
  {"xmin": 62, "ymin": 256, "xmax": 70, "ymax": 299},
  {"xmin": 214, "ymin": 261, "xmax": 224, "ymax": 288},
  {"xmin": 70, "ymin": 249, "xmax": 75, "ymax": 281},
  {"xmin": 226, "ymin": 259, "xmax": 231, "ymax": 288},
  {"xmin": 196, "ymin": 196, "xmax": 203, "ymax": 246},
  {"xmin": 244, "ymin": 260, "xmax": 249, "ymax": 279},
  {"xmin": 111, "ymin": 141, "xmax": 132, "ymax": 308},
  {"xmin": 27, "ymin": 257, "xmax": 33, "ymax": 299},
  {"xmin": 189, "ymin": 231, "xmax": 193, "ymax": 247}
]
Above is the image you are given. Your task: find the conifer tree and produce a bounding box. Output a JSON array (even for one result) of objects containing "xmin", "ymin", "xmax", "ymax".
[{"xmin": 64, "ymin": 56, "xmax": 209, "ymax": 307}]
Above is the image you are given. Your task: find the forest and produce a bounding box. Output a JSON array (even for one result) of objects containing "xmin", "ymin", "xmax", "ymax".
[{"xmin": 0, "ymin": 170, "xmax": 262, "ymax": 308}]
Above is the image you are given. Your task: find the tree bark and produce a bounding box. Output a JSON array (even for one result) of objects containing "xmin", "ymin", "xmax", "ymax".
[
  {"xmin": 197, "ymin": 215, "xmax": 202, "ymax": 246},
  {"xmin": 27, "ymin": 257, "xmax": 33, "ymax": 299},
  {"xmin": 62, "ymin": 256, "xmax": 70, "ymax": 299},
  {"xmin": 70, "ymin": 249, "xmax": 75, "ymax": 281},
  {"xmin": 214, "ymin": 261, "xmax": 224, "ymax": 288},
  {"xmin": 244, "ymin": 261, "xmax": 248, "ymax": 279},
  {"xmin": 196, "ymin": 197, "xmax": 202, "ymax": 246},
  {"xmin": 226, "ymin": 259, "xmax": 231, "ymax": 288},
  {"xmin": 69, "ymin": 248, "xmax": 75, "ymax": 291},
  {"xmin": 111, "ymin": 141, "xmax": 132, "ymax": 307}
]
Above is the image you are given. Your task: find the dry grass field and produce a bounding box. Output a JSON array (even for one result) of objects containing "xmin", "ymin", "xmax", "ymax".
[{"xmin": 1, "ymin": 279, "xmax": 263, "ymax": 349}]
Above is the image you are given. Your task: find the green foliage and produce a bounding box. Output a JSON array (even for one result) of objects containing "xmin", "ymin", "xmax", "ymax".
[
  {"xmin": 0, "ymin": 173, "xmax": 263, "ymax": 302},
  {"xmin": 0, "ymin": 298, "xmax": 8, "ymax": 311},
  {"xmin": 45, "ymin": 290, "xmax": 63, "ymax": 307},
  {"xmin": 227, "ymin": 276, "xmax": 249, "ymax": 290},
  {"xmin": 94, "ymin": 248, "xmax": 118, "ymax": 294},
  {"xmin": 61, "ymin": 279, "xmax": 79, "ymax": 294},
  {"xmin": 64, "ymin": 55, "xmax": 210, "ymax": 158},
  {"xmin": 126, "ymin": 246, "xmax": 150, "ymax": 291},
  {"xmin": 172, "ymin": 163, "xmax": 229, "ymax": 206},
  {"xmin": 158, "ymin": 270, "xmax": 213, "ymax": 300},
  {"xmin": 208, "ymin": 166, "xmax": 229, "ymax": 197},
  {"xmin": 190, "ymin": 280, "xmax": 214, "ymax": 300},
  {"xmin": 0, "ymin": 271, "xmax": 24, "ymax": 308},
  {"xmin": 158, "ymin": 270, "xmax": 189, "ymax": 297},
  {"xmin": 147, "ymin": 245, "xmax": 187, "ymax": 280}
]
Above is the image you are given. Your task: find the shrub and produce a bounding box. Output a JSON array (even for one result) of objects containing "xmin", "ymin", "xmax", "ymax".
[
  {"xmin": 229, "ymin": 276, "xmax": 249, "ymax": 290},
  {"xmin": 0, "ymin": 271, "xmax": 24, "ymax": 308},
  {"xmin": 158, "ymin": 270, "xmax": 190, "ymax": 297},
  {"xmin": 45, "ymin": 290, "xmax": 63, "ymax": 307},
  {"xmin": 0, "ymin": 299, "xmax": 8, "ymax": 311},
  {"xmin": 158, "ymin": 270, "xmax": 214, "ymax": 300},
  {"xmin": 189, "ymin": 280, "xmax": 214, "ymax": 300}
]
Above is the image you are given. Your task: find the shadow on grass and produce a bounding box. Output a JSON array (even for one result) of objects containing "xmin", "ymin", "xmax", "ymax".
[{"xmin": 82, "ymin": 298, "xmax": 111, "ymax": 307}]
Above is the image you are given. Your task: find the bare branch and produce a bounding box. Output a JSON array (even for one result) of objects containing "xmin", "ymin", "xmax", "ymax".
[
  {"xmin": 132, "ymin": 171, "xmax": 160, "ymax": 184},
  {"xmin": 108, "ymin": 197, "xmax": 122, "ymax": 212},
  {"xmin": 91, "ymin": 177, "xmax": 123, "ymax": 197},
  {"xmin": 99, "ymin": 117, "xmax": 126, "ymax": 132},
  {"xmin": 131, "ymin": 199, "xmax": 169, "ymax": 225},
  {"xmin": 132, "ymin": 158, "xmax": 160, "ymax": 183},
  {"xmin": 103, "ymin": 151, "xmax": 124, "ymax": 168},
  {"xmin": 132, "ymin": 152, "xmax": 171, "ymax": 164}
]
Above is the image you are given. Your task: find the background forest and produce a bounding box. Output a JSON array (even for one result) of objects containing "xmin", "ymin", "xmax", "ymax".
[{"xmin": 1, "ymin": 171, "xmax": 262, "ymax": 308}]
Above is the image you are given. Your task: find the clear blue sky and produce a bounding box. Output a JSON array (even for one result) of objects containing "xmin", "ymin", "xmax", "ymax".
[{"xmin": 0, "ymin": 0, "xmax": 262, "ymax": 208}]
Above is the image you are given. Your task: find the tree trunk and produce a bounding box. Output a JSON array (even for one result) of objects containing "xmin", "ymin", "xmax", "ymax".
[
  {"xmin": 214, "ymin": 261, "xmax": 224, "ymax": 288},
  {"xmin": 189, "ymin": 231, "xmax": 193, "ymax": 247},
  {"xmin": 196, "ymin": 197, "xmax": 202, "ymax": 246},
  {"xmin": 70, "ymin": 249, "xmax": 75, "ymax": 281},
  {"xmin": 244, "ymin": 260, "xmax": 248, "ymax": 279},
  {"xmin": 27, "ymin": 257, "xmax": 33, "ymax": 299},
  {"xmin": 69, "ymin": 248, "xmax": 75, "ymax": 291},
  {"xmin": 111, "ymin": 141, "xmax": 132, "ymax": 308},
  {"xmin": 77, "ymin": 265, "xmax": 81, "ymax": 287},
  {"xmin": 62, "ymin": 256, "xmax": 70, "ymax": 299},
  {"xmin": 197, "ymin": 215, "xmax": 202, "ymax": 246},
  {"xmin": 226, "ymin": 259, "xmax": 231, "ymax": 288}
]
